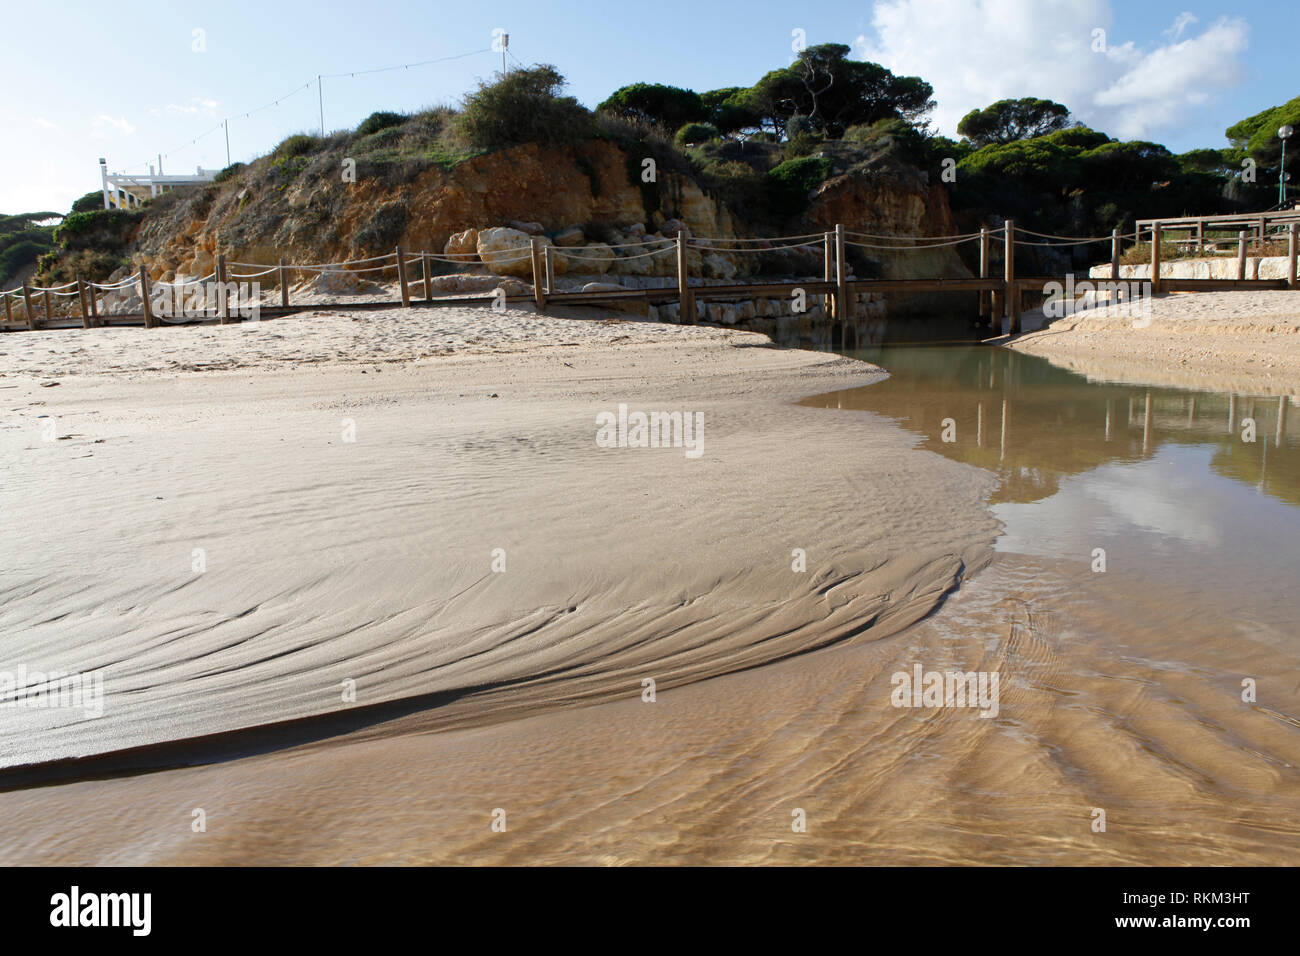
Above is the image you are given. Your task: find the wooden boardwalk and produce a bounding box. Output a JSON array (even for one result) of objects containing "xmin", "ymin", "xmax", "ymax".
[{"xmin": 5, "ymin": 219, "xmax": 1297, "ymax": 337}]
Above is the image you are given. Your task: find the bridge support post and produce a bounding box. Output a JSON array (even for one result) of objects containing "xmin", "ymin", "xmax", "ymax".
[
  {"xmin": 834, "ymin": 223, "xmax": 851, "ymax": 325},
  {"xmin": 216, "ymin": 254, "xmax": 229, "ymax": 324},
  {"xmin": 530, "ymin": 237, "xmax": 547, "ymax": 312},
  {"xmin": 1289, "ymin": 224, "xmax": 1298, "ymax": 289},
  {"xmin": 396, "ymin": 246, "xmax": 410, "ymax": 308},
  {"xmin": 1003, "ymin": 219, "xmax": 1018, "ymax": 335},
  {"xmin": 139, "ymin": 267, "xmax": 155, "ymax": 329},
  {"xmin": 676, "ymin": 232, "xmax": 694, "ymax": 325},
  {"xmin": 77, "ymin": 276, "xmax": 90, "ymax": 328},
  {"xmin": 823, "ymin": 232, "xmax": 833, "ymax": 319},
  {"xmin": 21, "ymin": 285, "xmax": 35, "ymax": 331},
  {"xmin": 1150, "ymin": 221, "xmax": 1161, "ymax": 295},
  {"xmin": 979, "ymin": 227, "xmax": 990, "ymax": 326},
  {"xmin": 1237, "ymin": 231, "xmax": 1247, "ymax": 281},
  {"xmin": 279, "ymin": 259, "xmax": 290, "ymax": 309}
]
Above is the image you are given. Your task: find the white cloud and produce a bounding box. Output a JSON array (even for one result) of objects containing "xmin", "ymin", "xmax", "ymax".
[
  {"xmin": 31, "ymin": 117, "xmax": 56, "ymax": 129},
  {"xmin": 854, "ymin": 0, "xmax": 1248, "ymax": 142},
  {"xmin": 93, "ymin": 114, "xmax": 136, "ymax": 136},
  {"xmin": 1165, "ymin": 11, "xmax": 1197, "ymax": 41}
]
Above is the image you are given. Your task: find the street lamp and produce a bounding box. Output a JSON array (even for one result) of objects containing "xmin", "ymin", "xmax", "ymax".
[{"xmin": 1280, "ymin": 124, "xmax": 1294, "ymax": 205}]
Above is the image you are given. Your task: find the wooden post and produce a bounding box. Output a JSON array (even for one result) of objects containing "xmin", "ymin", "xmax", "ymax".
[
  {"xmin": 530, "ymin": 237, "xmax": 546, "ymax": 312},
  {"xmin": 979, "ymin": 227, "xmax": 990, "ymax": 324},
  {"xmin": 1195, "ymin": 220, "xmax": 1204, "ymax": 256},
  {"xmin": 676, "ymin": 232, "xmax": 694, "ymax": 325},
  {"xmin": 1150, "ymin": 221, "xmax": 1161, "ymax": 295},
  {"xmin": 1004, "ymin": 219, "xmax": 1018, "ymax": 334},
  {"xmin": 76, "ymin": 276, "xmax": 90, "ymax": 328},
  {"xmin": 1111, "ymin": 228, "xmax": 1120, "ymax": 280},
  {"xmin": 88, "ymin": 281, "xmax": 99, "ymax": 326},
  {"xmin": 139, "ymin": 267, "xmax": 155, "ymax": 328},
  {"xmin": 822, "ymin": 231, "xmax": 833, "ymax": 318},
  {"xmin": 834, "ymin": 223, "xmax": 850, "ymax": 324},
  {"xmin": 21, "ymin": 285, "xmax": 36, "ymax": 331},
  {"xmin": 1288, "ymin": 223, "xmax": 1298, "ymax": 290},
  {"xmin": 215, "ymin": 254, "xmax": 229, "ymax": 323},
  {"xmin": 544, "ymin": 245, "xmax": 556, "ymax": 295},
  {"xmin": 422, "ymin": 252, "xmax": 433, "ymax": 303},
  {"xmin": 1258, "ymin": 215, "xmax": 1267, "ymax": 253},
  {"xmin": 3, "ymin": 292, "xmax": 12, "ymax": 328},
  {"xmin": 279, "ymin": 259, "xmax": 289, "ymax": 309},
  {"xmin": 42, "ymin": 289, "xmax": 53, "ymax": 324},
  {"xmin": 1237, "ymin": 230, "xmax": 1247, "ymax": 281},
  {"xmin": 395, "ymin": 246, "xmax": 410, "ymax": 308}
]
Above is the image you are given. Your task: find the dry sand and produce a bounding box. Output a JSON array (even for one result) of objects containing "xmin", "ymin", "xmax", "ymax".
[{"xmin": 1005, "ymin": 289, "xmax": 1300, "ymax": 396}]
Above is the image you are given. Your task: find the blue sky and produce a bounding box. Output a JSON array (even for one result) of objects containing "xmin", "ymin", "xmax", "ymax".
[{"xmin": 2, "ymin": 0, "xmax": 1293, "ymax": 213}]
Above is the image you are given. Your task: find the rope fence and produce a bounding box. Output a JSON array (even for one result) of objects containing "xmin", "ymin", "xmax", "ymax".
[{"xmin": 3, "ymin": 219, "xmax": 1294, "ymax": 333}]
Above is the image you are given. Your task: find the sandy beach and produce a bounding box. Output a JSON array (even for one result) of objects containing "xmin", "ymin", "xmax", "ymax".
[
  {"xmin": 1, "ymin": 303, "xmax": 1297, "ymax": 865},
  {"xmin": 1006, "ymin": 289, "xmax": 1300, "ymax": 396}
]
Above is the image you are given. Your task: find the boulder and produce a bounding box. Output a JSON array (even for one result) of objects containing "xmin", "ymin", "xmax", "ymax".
[
  {"xmin": 445, "ymin": 229, "xmax": 479, "ymax": 261},
  {"xmin": 553, "ymin": 226, "xmax": 586, "ymax": 247},
  {"xmin": 660, "ymin": 218, "xmax": 689, "ymax": 238},
  {"xmin": 478, "ymin": 227, "xmax": 547, "ymax": 278},
  {"xmin": 426, "ymin": 274, "xmax": 529, "ymax": 296},
  {"xmin": 566, "ymin": 243, "xmax": 614, "ymax": 274},
  {"xmin": 702, "ymin": 253, "xmax": 738, "ymax": 280},
  {"xmin": 310, "ymin": 268, "xmax": 369, "ymax": 294},
  {"xmin": 581, "ymin": 282, "xmax": 626, "ymax": 293},
  {"xmin": 509, "ymin": 220, "xmax": 544, "ymax": 235}
]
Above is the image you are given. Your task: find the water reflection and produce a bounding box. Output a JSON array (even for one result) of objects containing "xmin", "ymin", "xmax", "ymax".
[{"xmin": 802, "ymin": 345, "xmax": 1299, "ymax": 508}]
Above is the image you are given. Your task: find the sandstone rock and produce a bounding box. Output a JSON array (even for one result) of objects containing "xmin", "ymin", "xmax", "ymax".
[
  {"xmin": 509, "ymin": 220, "xmax": 544, "ymax": 235},
  {"xmin": 477, "ymin": 227, "xmax": 546, "ymax": 278},
  {"xmin": 625, "ymin": 222, "xmax": 647, "ymax": 238},
  {"xmin": 426, "ymin": 274, "xmax": 528, "ymax": 296},
  {"xmin": 445, "ymin": 229, "xmax": 479, "ymax": 260},
  {"xmin": 581, "ymin": 282, "xmax": 625, "ymax": 293},
  {"xmin": 311, "ymin": 268, "xmax": 368, "ymax": 294},
  {"xmin": 660, "ymin": 218, "xmax": 689, "ymax": 238},
  {"xmin": 703, "ymin": 253, "xmax": 738, "ymax": 281},
  {"xmin": 567, "ymin": 243, "xmax": 614, "ymax": 275},
  {"xmin": 553, "ymin": 226, "xmax": 585, "ymax": 247}
]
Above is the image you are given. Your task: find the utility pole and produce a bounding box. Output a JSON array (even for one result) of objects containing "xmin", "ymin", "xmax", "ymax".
[
  {"xmin": 223, "ymin": 119, "xmax": 230, "ymax": 166},
  {"xmin": 501, "ymin": 33, "xmax": 509, "ymax": 74},
  {"xmin": 318, "ymin": 75, "xmax": 325, "ymax": 136}
]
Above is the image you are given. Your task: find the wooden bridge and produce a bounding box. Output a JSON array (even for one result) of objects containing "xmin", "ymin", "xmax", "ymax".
[{"xmin": 4, "ymin": 218, "xmax": 1298, "ymax": 338}]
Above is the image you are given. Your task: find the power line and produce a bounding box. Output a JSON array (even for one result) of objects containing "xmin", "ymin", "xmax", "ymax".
[{"xmin": 113, "ymin": 46, "xmax": 495, "ymax": 174}]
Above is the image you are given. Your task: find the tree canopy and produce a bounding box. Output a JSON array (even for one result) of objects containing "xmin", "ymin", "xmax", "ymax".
[
  {"xmin": 957, "ymin": 98, "xmax": 1072, "ymax": 146},
  {"xmin": 597, "ymin": 83, "xmax": 707, "ymax": 132}
]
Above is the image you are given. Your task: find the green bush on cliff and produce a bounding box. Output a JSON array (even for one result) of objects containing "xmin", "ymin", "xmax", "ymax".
[
  {"xmin": 274, "ymin": 133, "xmax": 323, "ymax": 160},
  {"xmin": 454, "ymin": 65, "xmax": 594, "ymax": 150},
  {"xmin": 675, "ymin": 122, "xmax": 720, "ymax": 146},
  {"xmin": 52, "ymin": 209, "xmax": 141, "ymax": 250},
  {"xmin": 767, "ymin": 156, "xmax": 831, "ymax": 215},
  {"xmin": 356, "ymin": 111, "xmax": 407, "ymax": 136}
]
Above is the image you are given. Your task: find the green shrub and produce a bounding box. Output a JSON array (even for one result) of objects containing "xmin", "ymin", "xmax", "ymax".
[
  {"xmin": 767, "ymin": 156, "xmax": 831, "ymax": 215},
  {"xmin": 0, "ymin": 239, "xmax": 48, "ymax": 285},
  {"xmin": 52, "ymin": 209, "xmax": 142, "ymax": 250},
  {"xmin": 675, "ymin": 122, "xmax": 720, "ymax": 146},
  {"xmin": 69, "ymin": 191, "xmax": 105, "ymax": 213},
  {"xmin": 213, "ymin": 162, "xmax": 246, "ymax": 184},
  {"xmin": 274, "ymin": 133, "xmax": 323, "ymax": 160},
  {"xmin": 356, "ymin": 111, "xmax": 407, "ymax": 136},
  {"xmin": 454, "ymin": 65, "xmax": 594, "ymax": 151}
]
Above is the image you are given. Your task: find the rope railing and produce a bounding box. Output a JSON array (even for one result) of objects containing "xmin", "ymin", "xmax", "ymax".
[{"xmin": 5, "ymin": 219, "xmax": 1290, "ymax": 331}]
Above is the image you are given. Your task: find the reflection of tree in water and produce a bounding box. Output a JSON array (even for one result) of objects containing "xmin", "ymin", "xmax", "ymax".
[{"xmin": 800, "ymin": 345, "xmax": 1300, "ymax": 507}]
